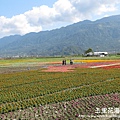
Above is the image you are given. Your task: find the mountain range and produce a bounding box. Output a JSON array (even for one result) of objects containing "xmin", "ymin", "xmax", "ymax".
[{"xmin": 0, "ymin": 15, "xmax": 120, "ymax": 57}]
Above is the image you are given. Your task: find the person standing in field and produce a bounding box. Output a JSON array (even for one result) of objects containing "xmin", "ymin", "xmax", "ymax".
[
  {"xmin": 64, "ymin": 60, "xmax": 66, "ymax": 65},
  {"xmin": 62, "ymin": 59, "xmax": 66, "ymax": 65},
  {"xmin": 62, "ymin": 60, "xmax": 65, "ymax": 65},
  {"xmin": 70, "ymin": 59, "xmax": 73, "ymax": 65}
]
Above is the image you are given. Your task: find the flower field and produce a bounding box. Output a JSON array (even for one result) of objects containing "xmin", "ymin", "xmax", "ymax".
[
  {"xmin": 0, "ymin": 62, "xmax": 120, "ymax": 119},
  {"xmin": 1, "ymin": 93, "xmax": 120, "ymax": 119},
  {"xmin": 43, "ymin": 59, "xmax": 120, "ymax": 72}
]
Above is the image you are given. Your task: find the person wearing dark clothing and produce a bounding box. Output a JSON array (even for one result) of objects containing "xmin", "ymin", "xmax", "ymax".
[
  {"xmin": 70, "ymin": 59, "xmax": 73, "ymax": 65},
  {"xmin": 62, "ymin": 60, "xmax": 66, "ymax": 65},
  {"xmin": 62, "ymin": 60, "xmax": 64, "ymax": 65},
  {"xmin": 64, "ymin": 60, "xmax": 66, "ymax": 65}
]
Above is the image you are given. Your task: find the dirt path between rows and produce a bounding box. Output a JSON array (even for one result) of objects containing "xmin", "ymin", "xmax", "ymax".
[{"xmin": 90, "ymin": 62, "xmax": 120, "ymax": 68}]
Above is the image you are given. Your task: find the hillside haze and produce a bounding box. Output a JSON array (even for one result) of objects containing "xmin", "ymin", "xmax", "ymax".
[{"xmin": 0, "ymin": 15, "xmax": 120, "ymax": 57}]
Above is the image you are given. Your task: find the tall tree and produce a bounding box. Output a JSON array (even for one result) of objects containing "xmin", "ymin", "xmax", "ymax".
[{"xmin": 84, "ymin": 48, "xmax": 93, "ymax": 54}]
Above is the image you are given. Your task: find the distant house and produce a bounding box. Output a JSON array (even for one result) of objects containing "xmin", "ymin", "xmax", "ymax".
[
  {"xmin": 85, "ymin": 52, "xmax": 108, "ymax": 57},
  {"xmin": 94, "ymin": 52, "xmax": 108, "ymax": 57}
]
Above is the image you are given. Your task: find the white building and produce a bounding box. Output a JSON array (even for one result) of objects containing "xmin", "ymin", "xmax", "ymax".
[{"xmin": 86, "ymin": 52, "xmax": 108, "ymax": 57}]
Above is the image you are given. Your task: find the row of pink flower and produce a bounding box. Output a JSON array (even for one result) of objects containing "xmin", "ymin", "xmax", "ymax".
[{"xmin": 1, "ymin": 93, "xmax": 120, "ymax": 119}]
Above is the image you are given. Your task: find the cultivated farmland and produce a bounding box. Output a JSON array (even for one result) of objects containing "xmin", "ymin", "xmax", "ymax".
[{"xmin": 0, "ymin": 57, "xmax": 120, "ymax": 119}]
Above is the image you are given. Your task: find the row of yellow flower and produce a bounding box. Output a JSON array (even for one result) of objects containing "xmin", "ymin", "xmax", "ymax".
[{"xmin": 74, "ymin": 59, "xmax": 120, "ymax": 63}]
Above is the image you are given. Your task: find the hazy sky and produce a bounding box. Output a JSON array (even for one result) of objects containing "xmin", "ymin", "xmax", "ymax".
[{"xmin": 0, "ymin": 0, "xmax": 120, "ymax": 38}]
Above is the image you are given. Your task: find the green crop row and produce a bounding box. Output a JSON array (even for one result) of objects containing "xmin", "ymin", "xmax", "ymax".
[{"xmin": 0, "ymin": 68, "xmax": 120, "ymax": 113}]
